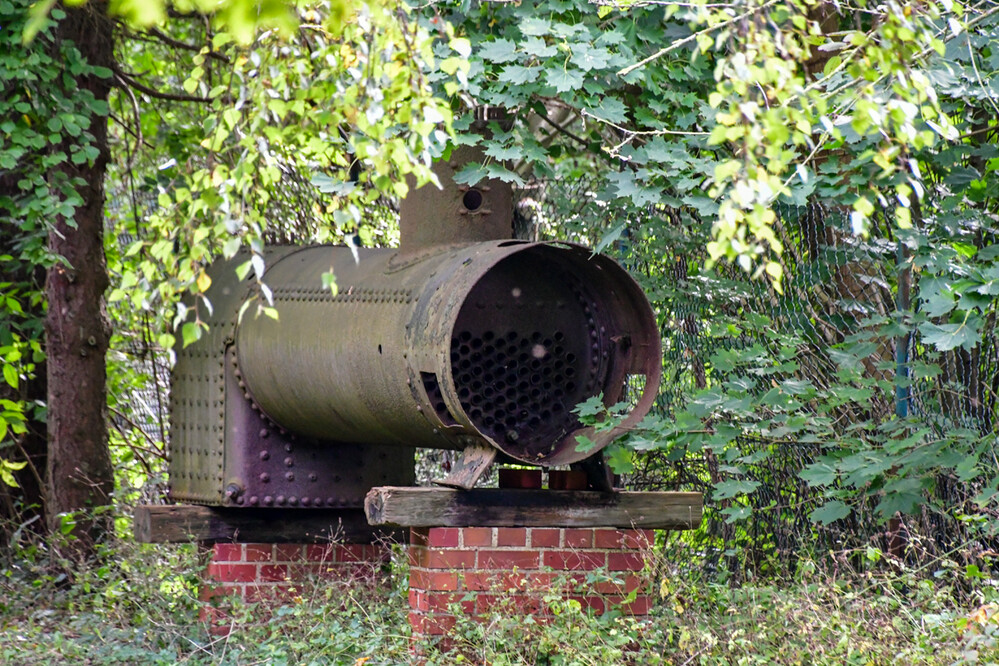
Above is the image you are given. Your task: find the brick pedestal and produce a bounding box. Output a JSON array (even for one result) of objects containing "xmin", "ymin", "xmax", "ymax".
[
  {"xmin": 408, "ymin": 527, "xmax": 654, "ymax": 639},
  {"xmin": 200, "ymin": 542, "xmax": 391, "ymax": 630}
]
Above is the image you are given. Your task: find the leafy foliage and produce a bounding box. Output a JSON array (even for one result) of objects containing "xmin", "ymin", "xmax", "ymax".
[
  {"xmin": 0, "ymin": 531, "xmax": 994, "ymax": 664},
  {"xmin": 0, "ymin": 0, "xmax": 107, "ymax": 487}
]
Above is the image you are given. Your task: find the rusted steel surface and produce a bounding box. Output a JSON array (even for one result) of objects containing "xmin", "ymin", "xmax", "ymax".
[
  {"xmin": 234, "ymin": 241, "xmax": 660, "ymax": 468},
  {"xmin": 168, "ymin": 251, "xmax": 416, "ymax": 508},
  {"xmin": 169, "ymin": 125, "xmax": 661, "ymax": 509},
  {"xmin": 398, "ymin": 144, "xmax": 514, "ymax": 252}
]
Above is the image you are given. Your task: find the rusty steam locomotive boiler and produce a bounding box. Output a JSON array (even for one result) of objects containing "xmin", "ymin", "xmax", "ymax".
[{"xmin": 168, "ymin": 146, "xmax": 662, "ymax": 510}]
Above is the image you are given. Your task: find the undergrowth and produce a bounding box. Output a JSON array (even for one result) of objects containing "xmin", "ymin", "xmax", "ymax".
[{"xmin": 2, "ymin": 529, "xmax": 999, "ymax": 665}]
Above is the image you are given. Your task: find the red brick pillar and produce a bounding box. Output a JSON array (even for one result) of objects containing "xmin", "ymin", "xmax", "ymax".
[
  {"xmin": 408, "ymin": 527, "xmax": 654, "ymax": 640},
  {"xmin": 200, "ymin": 542, "xmax": 391, "ymax": 630}
]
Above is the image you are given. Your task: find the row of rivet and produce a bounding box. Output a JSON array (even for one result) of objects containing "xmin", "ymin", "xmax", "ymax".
[
  {"xmin": 272, "ymin": 286, "xmax": 413, "ymax": 304},
  {"xmin": 241, "ymin": 495, "xmax": 357, "ymax": 507}
]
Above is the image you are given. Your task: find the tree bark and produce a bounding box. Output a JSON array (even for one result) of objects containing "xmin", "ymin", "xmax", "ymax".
[{"xmin": 45, "ymin": 3, "xmax": 115, "ymax": 553}]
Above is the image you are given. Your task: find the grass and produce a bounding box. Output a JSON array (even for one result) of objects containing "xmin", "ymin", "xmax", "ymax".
[{"xmin": 1, "ymin": 533, "xmax": 997, "ymax": 665}]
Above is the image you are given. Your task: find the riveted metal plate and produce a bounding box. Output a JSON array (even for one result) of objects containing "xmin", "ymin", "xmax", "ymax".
[{"xmin": 221, "ymin": 345, "xmax": 414, "ymax": 508}]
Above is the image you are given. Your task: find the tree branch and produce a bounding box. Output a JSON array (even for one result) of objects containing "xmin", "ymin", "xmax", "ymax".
[
  {"xmin": 617, "ymin": 0, "xmax": 781, "ymax": 76},
  {"xmin": 113, "ymin": 67, "xmax": 213, "ymax": 103},
  {"xmin": 141, "ymin": 27, "xmax": 230, "ymax": 62},
  {"xmin": 536, "ymin": 108, "xmax": 589, "ymax": 148}
]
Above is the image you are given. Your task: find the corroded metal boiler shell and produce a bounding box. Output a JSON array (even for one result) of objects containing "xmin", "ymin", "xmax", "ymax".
[{"xmin": 234, "ymin": 240, "xmax": 661, "ymax": 467}]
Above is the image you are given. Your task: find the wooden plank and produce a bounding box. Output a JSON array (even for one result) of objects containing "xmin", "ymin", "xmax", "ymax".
[
  {"xmin": 434, "ymin": 442, "xmax": 496, "ymax": 490},
  {"xmin": 364, "ymin": 487, "xmax": 702, "ymax": 529},
  {"xmin": 133, "ymin": 505, "xmax": 405, "ymax": 544}
]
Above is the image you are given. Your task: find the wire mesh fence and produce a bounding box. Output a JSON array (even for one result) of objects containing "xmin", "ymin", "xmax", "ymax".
[
  {"xmin": 575, "ymin": 195, "xmax": 999, "ymax": 575},
  {"xmin": 105, "ymin": 167, "xmax": 999, "ymax": 575}
]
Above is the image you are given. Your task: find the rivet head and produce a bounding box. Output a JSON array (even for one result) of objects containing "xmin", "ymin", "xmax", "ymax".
[
  {"xmin": 276, "ymin": 495, "xmax": 286, "ymax": 506},
  {"xmin": 287, "ymin": 496, "xmax": 298, "ymax": 506},
  {"xmin": 309, "ymin": 473, "xmax": 317, "ymax": 482},
  {"xmin": 300, "ymin": 496, "xmax": 309, "ymax": 505},
  {"xmin": 259, "ymin": 450, "xmax": 270, "ymax": 461},
  {"xmin": 285, "ymin": 444, "xmax": 293, "ymax": 453},
  {"xmin": 326, "ymin": 497, "xmax": 336, "ymax": 506},
  {"xmin": 284, "ymin": 457, "xmax": 294, "ymax": 467},
  {"xmin": 285, "ymin": 471, "xmax": 295, "ymax": 481},
  {"xmin": 259, "ymin": 473, "xmax": 270, "ymax": 483},
  {"xmin": 260, "ymin": 429, "xmax": 270, "ymax": 439},
  {"xmin": 263, "ymin": 495, "xmax": 274, "ymax": 506},
  {"xmin": 248, "ymin": 496, "xmax": 259, "ymax": 506}
]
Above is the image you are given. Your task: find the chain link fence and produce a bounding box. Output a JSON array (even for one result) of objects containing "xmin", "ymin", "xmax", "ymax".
[
  {"xmin": 109, "ymin": 167, "xmax": 999, "ymax": 574},
  {"xmin": 539, "ymin": 191, "xmax": 999, "ymax": 576}
]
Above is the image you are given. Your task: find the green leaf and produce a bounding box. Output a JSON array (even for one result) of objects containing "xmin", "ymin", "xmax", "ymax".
[
  {"xmin": 593, "ymin": 223, "xmax": 627, "ymax": 255},
  {"xmin": 520, "ymin": 17, "xmax": 551, "ymax": 36},
  {"xmin": 2, "ymin": 364, "xmax": 17, "ymax": 390},
  {"xmin": 522, "ymin": 36, "xmax": 556, "ymax": 58},
  {"xmin": 720, "ymin": 505, "xmax": 752, "ymax": 523},
  {"xmin": 483, "ymin": 143, "xmax": 524, "ymax": 161},
  {"xmin": 479, "ymin": 38, "xmax": 519, "ymax": 63},
  {"xmin": 810, "ymin": 500, "xmax": 851, "ymax": 525},
  {"xmin": 799, "ymin": 463, "xmax": 837, "ymax": 486},
  {"xmin": 570, "ymin": 43, "xmax": 611, "ymax": 71},
  {"xmin": 498, "ymin": 65, "xmax": 539, "ymax": 86},
  {"xmin": 588, "ymin": 97, "xmax": 628, "ymax": 124},
  {"xmin": 546, "ymin": 67, "xmax": 583, "ymax": 93},
  {"xmin": 918, "ymin": 317, "xmax": 982, "ymax": 351},
  {"xmin": 181, "ymin": 322, "xmax": 201, "ymax": 347},
  {"xmin": 573, "ymin": 394, "xmax": 606, "ymax": 419},
  {"xmin": 574, "ymin": 434, "xmax": 597, "ymax": 453},
  {"xmin": 712, "ymin": 479, "xmax": 760, "ymax": 500},
  {"xmin": 605, "ymin": 445, "xmax": 634, "ymax": 474},
  {"xmin": 321, "ymin": 271, "xmax": 338, "ymax": 296}
]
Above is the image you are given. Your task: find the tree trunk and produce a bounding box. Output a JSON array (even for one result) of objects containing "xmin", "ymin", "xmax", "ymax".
[{"xmin": 44, "ymin": 3, "xmax": 115, "ymax": 554}]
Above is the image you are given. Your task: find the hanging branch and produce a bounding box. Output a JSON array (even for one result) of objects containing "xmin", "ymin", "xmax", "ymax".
[{"xmin": 113, "ymin": 66, "xmax": 214, "ymax": 103}]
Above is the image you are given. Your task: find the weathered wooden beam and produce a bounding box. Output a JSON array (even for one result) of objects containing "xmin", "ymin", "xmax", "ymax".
[
  {"xmin": 133, "ymin": 504, "xmax": 405, "ymax": 544},
  {"xmin": 364, "ymin": 487, "xmax": 702, "ymax": 529},
  {"xmin": 434, "ymin": 442, "xmax": 496, "ymax": 490}
]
